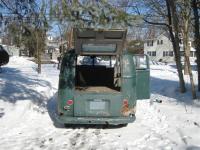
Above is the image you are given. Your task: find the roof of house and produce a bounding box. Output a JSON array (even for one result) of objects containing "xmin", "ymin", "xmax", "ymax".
[{"xmin": 145, "ymin": 32, "xmax": 170, "ymax": 41}]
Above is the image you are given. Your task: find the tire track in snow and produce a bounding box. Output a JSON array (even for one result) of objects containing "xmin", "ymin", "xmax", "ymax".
[
  {"xmin": 65, "ymin": 128, "xmax": 102, "ymax": 150},
  {"xmin": 85, "ymin": 128, "xmax": 102, "ymax": 150},
  {"xmin": 68, "ymin": 129, "xmax": 86, "ymax": 149},
  {"xmin": 131, "ymin": 98, "xmax": 176, "ymax": 149}
]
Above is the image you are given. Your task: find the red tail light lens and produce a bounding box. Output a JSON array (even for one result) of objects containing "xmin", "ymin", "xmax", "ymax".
[
  {"xmin": 123, "ymin": 99, "xmax": 128, "ymax": 106},
  {"xmin": 67, "ymin": 99, "xmax": 73, "ymax": 105}
]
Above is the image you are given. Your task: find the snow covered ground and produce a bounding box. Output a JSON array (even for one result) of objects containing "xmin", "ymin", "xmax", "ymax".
[{"xmin": 0, "ymin": 56, "xmax": 200, "ymax": 150}]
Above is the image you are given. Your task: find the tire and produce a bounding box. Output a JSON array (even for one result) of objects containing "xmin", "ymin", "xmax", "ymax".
[{"xmin": 119, "ymin": 124, "xmax": 128, "ymax": 127}]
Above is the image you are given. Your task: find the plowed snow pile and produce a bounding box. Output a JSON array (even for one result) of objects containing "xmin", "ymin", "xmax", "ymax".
[{"xmin": 0, "ymin": 56, "xmax": 200, "ymax": 150}]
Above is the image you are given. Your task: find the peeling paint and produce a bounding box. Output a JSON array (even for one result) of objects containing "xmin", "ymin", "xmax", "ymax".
[{"xmin": 121, "ymin": 104, "xmax": 136, "ymax": 117}]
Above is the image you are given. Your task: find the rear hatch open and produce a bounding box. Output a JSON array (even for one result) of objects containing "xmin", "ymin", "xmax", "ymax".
[
  {"xmin": 73, "ymin": 28, "xmax": 127, "ymax": 56},
  {"xmin": 73, "ymin": 28, "xmax": 127, "ymax": 117}
]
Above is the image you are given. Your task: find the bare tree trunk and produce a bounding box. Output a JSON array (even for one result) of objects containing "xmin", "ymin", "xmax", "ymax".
[
  {"xmin": 57, "ymin": 24, "xmax": 64, "ymax": 55},
  {"xmin": 192, "ymin": 0, "xmax": 200, "ymax": 91},
  {"xmin": 167, "ymin": 0, "xmax": 186, "ymax": 93},
  {"xmin": 182, "ymin": 2, "xmax": 189, "ymax": 76},
  {"xmin": 57, "ymin": 25, "xmax": 63, "ymax": 70},
  {"xmin": 184, "ymin": 58, "xmax": 189, "ymax": 75},
  {"xmin": 181, "ymin": 1, "xmax": 196, "ymax": 99},
  {"xmin": 36, "ymin": 31, "xmax": 41, "ymax": 74},
  {"xmin": 183, "ymin": 20, "xmax": 196, "ymax": 99},
  {"xmin": 186, "ymin": 56, "xmax": 197, "ymax": 98},
  {"xmin": 68, "ymin": 28, "xmax": 74, "ymax": 49}
]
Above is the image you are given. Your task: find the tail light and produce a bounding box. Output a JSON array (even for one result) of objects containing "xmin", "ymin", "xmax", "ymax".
[
  {"xmin": 123, "ymin": 99, "xmax": 128, "ymax": 106},
  {"xmin": 66, "ymin": 99, "xmax": 73, "ymax": 105}
]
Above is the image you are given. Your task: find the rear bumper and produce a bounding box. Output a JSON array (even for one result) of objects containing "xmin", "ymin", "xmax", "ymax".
[{"xmin": 55, "ymin": 114, "xmax": 136, "ymax": 125}]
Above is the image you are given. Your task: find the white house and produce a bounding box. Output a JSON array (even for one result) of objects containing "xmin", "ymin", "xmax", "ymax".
[
  {"xmin": 1, "ymin": 44, "xmax": 20, "ymax": 56},
  {"xmin": 144, "ymin": 34, "xmax": 196, "ymax": 63}
]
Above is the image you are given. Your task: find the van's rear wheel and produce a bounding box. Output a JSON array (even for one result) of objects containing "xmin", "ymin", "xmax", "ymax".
[
  {"xmin": 119, "ymin": 124, "xmax": 128, "ymax": 127},
  {"xmin": 64, "ymin": 124, "xmax": 74, "ymax": 128}
]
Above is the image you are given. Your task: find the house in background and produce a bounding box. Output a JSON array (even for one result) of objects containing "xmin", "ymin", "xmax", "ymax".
[
  {"xmin": 46, "ymin": 35, "xmax": 68, "ymax": 62},
  {"xmin": 127, "ymin": 39, "xmax": 144, "ymax": 54},
  {"xmin": 144, "ymin": 33, "xmax": 196, "ymax": 63},
  {"xmin": 0, "ymin": 36, "xmax": 20, "ymax": 56}
]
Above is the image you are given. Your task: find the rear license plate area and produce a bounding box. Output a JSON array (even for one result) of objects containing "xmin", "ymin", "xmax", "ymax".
[{"xmin": 89, "ymin": 99, "xmax": 106, "ymax": 110}]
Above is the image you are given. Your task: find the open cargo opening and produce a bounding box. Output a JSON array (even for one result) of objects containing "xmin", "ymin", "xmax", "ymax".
[{"xmin": 75, "ymin": 56, "xmax": 121, "ymax": 93}]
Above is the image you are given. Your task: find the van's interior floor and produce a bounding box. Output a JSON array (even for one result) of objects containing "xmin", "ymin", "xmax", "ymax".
[{"xmin": 75, "ymin": 86, "xmax": 120, "ymax": 93}]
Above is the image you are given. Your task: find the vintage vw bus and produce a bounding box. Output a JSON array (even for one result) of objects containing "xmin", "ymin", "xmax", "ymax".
[{"xmin": 56, "ymin": 28, "xmax": 150, "ymax": 125}]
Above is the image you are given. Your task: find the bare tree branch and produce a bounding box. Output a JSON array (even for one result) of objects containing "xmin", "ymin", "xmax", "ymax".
[{"xmin": 143, "ymin": 18, "xmax": 170, "ymax": 27}]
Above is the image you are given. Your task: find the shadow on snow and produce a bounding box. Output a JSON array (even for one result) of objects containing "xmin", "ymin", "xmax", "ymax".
[
  {"xmin": 150, "ymin": 76, "xmax": 200, "ymax": 107},
  {"xmin": 0, "ymin": 66, "xmax": 51, "ymax": 108}
]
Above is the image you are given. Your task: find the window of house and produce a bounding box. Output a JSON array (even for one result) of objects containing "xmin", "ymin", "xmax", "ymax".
[
  {"xmin": 157, "ymin": 40, "xmax": 163, "ymax": 45},
  {"xmin": 152, "ymin": 51, "xmax": 156, "ymax": 56},
  {"xmin": 163, "ymin": 51, "xmax": 173, "ymax": 57},
  {"xmin": 152, "ymin": 41, "xmax": 154, "ymax": 46},
  {"xmin": 147, "ymin": 40, "xmax": 153, "ymax": 46},
  {"xmin": 190, "ymin": 51, "xmax": 193, "ymax": 57},
  {"xmin": 163, "ymin": 51, "xmax": 166, "ymax": 57},
  {"xmin": 190, "ymin": 51, "xmax": 195, "ymax": 57},
  {"xmin": 147, "ymin": 51, "xmax": 156, "ymax": 56},
  {"xmin": 169, "ymin": 51, "xmax": 173, "ymax": 56}
]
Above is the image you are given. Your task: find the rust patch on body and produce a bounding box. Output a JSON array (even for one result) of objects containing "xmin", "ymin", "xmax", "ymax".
[{"xmin": 121, "ymin": 104, "xmax": 136, "ymax": 117}]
